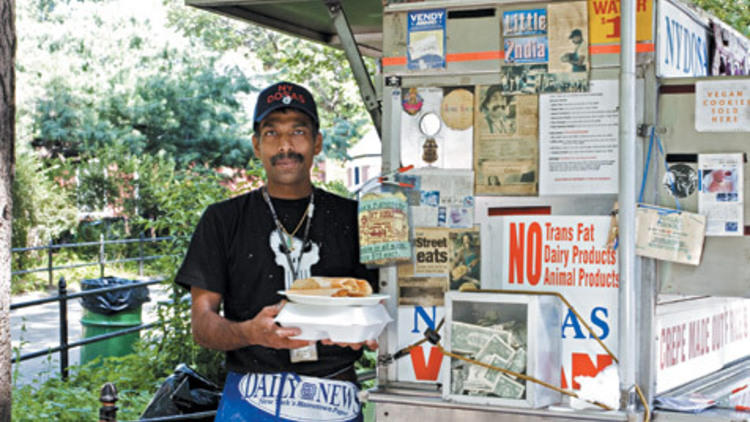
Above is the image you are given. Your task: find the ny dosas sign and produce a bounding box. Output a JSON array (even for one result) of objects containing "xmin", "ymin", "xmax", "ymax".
[{"xmin": 657, "ymin": 0, "xmax": 709, "ymax": 77}]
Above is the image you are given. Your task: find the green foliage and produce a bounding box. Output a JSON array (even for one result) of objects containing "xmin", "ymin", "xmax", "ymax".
[
  {"xmin": 12, "ymin": 350, "xmax": 158, "ymax": 421},
  {"xmin": 136, "ymin": 167, "xmax": 237, "ymax": 383},
  {"xmin": 123, "ymin": 64, "xmax": 256, "ymax": 168},
  {"xmin": 692, "ymin": 0, "xmax": 750, "ymax": 37},
  {"xmin": 11, "ymin": 145, "xmax": 78, "ymax": 249},
  {"xmin": 32, "ymin": 63, "xmax": 257, "ymax": 170}
]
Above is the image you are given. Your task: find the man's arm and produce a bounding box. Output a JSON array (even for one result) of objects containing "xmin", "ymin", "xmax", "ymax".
[{"xmin": 191, "ymin": 286, "xmax": 311, "ymax": 350}]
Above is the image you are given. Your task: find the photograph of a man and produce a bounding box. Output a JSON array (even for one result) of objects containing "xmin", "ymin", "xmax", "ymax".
[
  {"xmin": 479, "ymin": 85, "xmax": 517, "ymax": 135},
  {"xmin": 449, "ymin": 231, "xmax": 480, "ymax": 290},
  {"xmin": 560, "ymin": 28, "xmax": 587, "ymax": 72}
]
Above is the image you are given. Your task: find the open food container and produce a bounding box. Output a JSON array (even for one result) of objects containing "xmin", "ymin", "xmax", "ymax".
[
  {"xmin": 443, "ymin": 291, "xmax": 562, "ymax": 408},
  {"xmin": 275, "ymin": 302, "xmax": 392, "ymax": 343}
]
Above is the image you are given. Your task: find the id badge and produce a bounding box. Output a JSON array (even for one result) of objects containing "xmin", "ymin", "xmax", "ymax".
[{"xmin": 290, "ymin": 344, "xmax": 318, "ymax": 363}]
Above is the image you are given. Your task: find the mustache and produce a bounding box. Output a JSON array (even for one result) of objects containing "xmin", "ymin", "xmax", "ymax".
[{"xmin": 270, "ymin": 151, "xmax": 304, "ymax": 166}]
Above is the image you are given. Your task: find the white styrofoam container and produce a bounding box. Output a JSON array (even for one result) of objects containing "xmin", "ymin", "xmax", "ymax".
[
  {"xmin": 275, "ymin": 303, "xmax": 392, "ymax": 343},
  {"xmin": 443, "ymin": 291, "xmax": 562, "ymax": 409}
]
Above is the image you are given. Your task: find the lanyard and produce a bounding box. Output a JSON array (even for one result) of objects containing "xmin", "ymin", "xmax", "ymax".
[{"xmin": 261, "ymin": 186, "xmax": 315, "ymax": 285}]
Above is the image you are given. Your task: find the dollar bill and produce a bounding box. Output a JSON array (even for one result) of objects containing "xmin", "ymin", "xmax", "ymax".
[
  {"xmin": 508, "ymin": 348, "xmax": 526, "ymax": 374},
  {"xmin": 481, "ymin": 354, "xmax": 509, "ymax": 386},
  {"xmin": 475, "ymin": 334, "xmax": 514, "ymax": 363},
  {"xmin": 493, "ymin": 373, "xmax": 526, "ymax": 399},
  {"xmin": 451, "ymin": 322, "xmax": 512, "ymax": 355}
]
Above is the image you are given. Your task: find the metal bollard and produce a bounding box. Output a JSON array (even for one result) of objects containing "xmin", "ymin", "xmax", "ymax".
[{"xmin": 99, "ymin": 382, "xmax": 118, "ymax": 422}]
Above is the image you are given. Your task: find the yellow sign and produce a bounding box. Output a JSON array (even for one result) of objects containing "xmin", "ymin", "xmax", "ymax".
[{"xmin": 588, "ymin": 0, "xmax": 653, "ymax": 44}]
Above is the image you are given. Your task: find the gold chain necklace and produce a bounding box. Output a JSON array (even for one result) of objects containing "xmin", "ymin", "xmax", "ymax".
[{"xmin": 281, "ymin": 202, "xmax": 312, "ymax": 251}]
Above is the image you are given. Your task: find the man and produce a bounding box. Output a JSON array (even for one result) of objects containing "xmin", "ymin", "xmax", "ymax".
[
  {"xmin": 450, "ymin": 232, "xmax": 480, "ymax": 291},
  {"xmin": 480, "ymin": 85, "xmax": 516, "ymax": 135},
  {"xmin": 175, "ymin": 81, "xmax": 377, "ymax": 421},
  {"xmin": 560, "ymin": 28, "xmax": 587, "ymax": 72}
]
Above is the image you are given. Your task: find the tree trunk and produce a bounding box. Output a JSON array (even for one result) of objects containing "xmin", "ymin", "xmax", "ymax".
[{"xmin": 0, "ymin": 0, "xmax": 15, "ymax": 420}]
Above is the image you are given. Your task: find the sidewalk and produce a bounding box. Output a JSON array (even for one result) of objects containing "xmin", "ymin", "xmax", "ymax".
[{"xmin": 10, "ymin": 281, "xmax": 171, "ymax": 387}]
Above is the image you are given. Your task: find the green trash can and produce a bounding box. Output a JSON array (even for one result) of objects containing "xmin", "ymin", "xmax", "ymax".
[
  {"xmin": 80, "ymin": 306, "xmax": 142, "ymax": 364},
  {"xmin": 79, "ymin": 276, "xmax": 150, "ymax": 365}
]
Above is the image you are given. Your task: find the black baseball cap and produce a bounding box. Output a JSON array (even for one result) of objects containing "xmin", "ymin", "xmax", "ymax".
[{"xmin": 253, "ymin": 81, "xmax": 319, "ymax": 131}]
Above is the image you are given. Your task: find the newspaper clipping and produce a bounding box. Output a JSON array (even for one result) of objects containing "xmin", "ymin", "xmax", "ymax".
[
  {"xmin": 499, "ymin": 64, "xmax": 547, "ymax": 95},
  {"xmin": 475, "ymin": 86, "xmax": 538, "ymax": 195},
  {"xmin": 698, "ymin": 153, "xmax": 744, "ymax": 236},
  {"xmin": 449, "ymin": 228, "xmax": 481, "ymax": 291},
  {"xmin": 547, "ymin": 1, "xmax": 589, "ymax": 74},
  {"xmin": 401, "ymin": 168, "xmax": 474, "ymax": 228},
  {"xmin": 414, "ymin": 227, "xmax": 452, "ymax": 276},
  {"xmin": 397, "ymin": 262, "xmax": 448, "ymax": 306}
]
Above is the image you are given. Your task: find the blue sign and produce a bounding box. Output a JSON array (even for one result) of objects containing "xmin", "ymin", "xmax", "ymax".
[
  {"xmin": 503, "ymin": 9, "xmax": 548, "ymax": 37},
  {"xmin": 407, "ymin": 9, "xmax": 447, "ymax": 70},
  {"xmin": 504, "ymin": 36, "xmax": 549, "ymax": 64}
]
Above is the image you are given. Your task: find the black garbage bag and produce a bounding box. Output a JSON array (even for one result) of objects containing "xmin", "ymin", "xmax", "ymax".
[
  {"xmin": 80, "ymin": 277, "xmax": 150, "ymax": 315},
  {"xmin": 140, "ymin": 364, "xmax": 222, "ymax": 421}
]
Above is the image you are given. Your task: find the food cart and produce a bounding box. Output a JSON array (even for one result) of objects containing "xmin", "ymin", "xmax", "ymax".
[{"xmin": 187, "ymin": 0, "xmax": 750, "ymax": 420}]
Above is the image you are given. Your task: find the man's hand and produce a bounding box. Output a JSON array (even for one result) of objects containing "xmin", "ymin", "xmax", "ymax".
[
  {"xmin": 320, "ymin": 338, "xmax": 378, "ymax": 351},
  {"xmin": 240, "ymin": 301, "xmax": 311, "ymax": 350},
  {"xmin": 191, "ymin": 287, "xmax": 310, "ymax": 351}
]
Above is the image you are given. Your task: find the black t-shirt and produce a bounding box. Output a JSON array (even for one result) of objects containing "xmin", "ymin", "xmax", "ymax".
[{"xmin": 175, "ymin": 187, "xmax": 377, "ymax": 377}]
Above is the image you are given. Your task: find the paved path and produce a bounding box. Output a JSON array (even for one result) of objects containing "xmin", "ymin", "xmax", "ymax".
[{"xmin": 10, "ymin": 281, "xmax": 170, "ymax": 387}]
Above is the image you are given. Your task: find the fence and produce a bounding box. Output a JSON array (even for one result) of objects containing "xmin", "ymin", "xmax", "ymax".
[
  {"xmin": 10, "ymin": 276, "xmax": 165, "ymax": 379},
  {"xmin": 10, "ymin": 235, "xmax": 174, "ymax": 379},
  {"xmin": 11, "ymin": 234, "xmax": 175, "ymax": 286}
]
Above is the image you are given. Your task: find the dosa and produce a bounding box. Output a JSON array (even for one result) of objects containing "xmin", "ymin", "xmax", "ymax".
[{"xmin": 289, "ymin": 277, "xmax": 373, "ymax": 297}]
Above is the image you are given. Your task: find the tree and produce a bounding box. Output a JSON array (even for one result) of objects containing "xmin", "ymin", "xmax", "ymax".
[
  {"xmin": 0, "ymin": 1, "xmax": 14, "ymax": 420},
  {"xmin": 692, "ymin": 0, "xmax": 750, "ymax": 37},
  {"xmin": 164, "ymin": 0, "xmax": 375, "ymax": 161}
]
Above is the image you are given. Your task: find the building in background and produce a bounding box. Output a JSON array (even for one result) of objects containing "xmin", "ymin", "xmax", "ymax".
[{"xmin": 323, "ymin": 129, "xmax": 381, "ymax": 193}]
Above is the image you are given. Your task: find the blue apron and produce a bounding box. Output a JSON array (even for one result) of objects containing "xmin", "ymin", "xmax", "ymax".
[{"xmin": 215, "ymin": 371, "xmax": 362, "ymax": 421}]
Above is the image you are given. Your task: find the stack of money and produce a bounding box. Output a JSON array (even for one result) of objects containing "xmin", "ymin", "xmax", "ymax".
[{"xmin": 450, "ymin": 320, "xmax": 527, "ymax": 399}]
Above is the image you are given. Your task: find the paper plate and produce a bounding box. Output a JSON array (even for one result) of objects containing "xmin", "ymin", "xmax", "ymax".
[{"xmin": 278, "ymin": 291, "xmax": 389, "ymax": 306}]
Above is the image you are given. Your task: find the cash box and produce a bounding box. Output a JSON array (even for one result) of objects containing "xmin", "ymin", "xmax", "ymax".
[{"xmin": 443, "ymin": 291, "xmax": 562, "ymax": 408}]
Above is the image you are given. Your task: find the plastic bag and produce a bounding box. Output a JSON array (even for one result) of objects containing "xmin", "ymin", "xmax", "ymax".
[
  {"xmin": 140, "ymin": 364, "xmax": 222, "ymax": 421},
  {"xmin": 80, "ymin": 277, "xmax": 150, "ymax": 315}
]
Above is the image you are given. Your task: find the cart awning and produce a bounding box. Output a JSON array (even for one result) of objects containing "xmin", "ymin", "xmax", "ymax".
[{"xmin": 185, "ymin": 0, "xmax": 384, "ymax": 57}]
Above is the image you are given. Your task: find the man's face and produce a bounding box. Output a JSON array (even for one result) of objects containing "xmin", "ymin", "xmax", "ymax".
[
  {"xmin": 571, "ymin": 34, "xmax": 583, "ymax": 45},
  {"xmin": 486, "ymin": 91, "xmax": 508, "ymax": 119},
  {"xmin": 252, "ymin": 109, "xmax": 322, "ymax": 192}
]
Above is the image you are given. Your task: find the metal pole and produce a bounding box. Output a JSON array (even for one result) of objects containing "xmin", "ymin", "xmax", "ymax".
[
  {"xmin": 324, "ymin": 0, "xmax": 382, "ymax": 137},
  {"xmin": 99, "ymin": 233, "xmax": 105, "ymax": 279},
  {"xmin": 618, "ymin": 0, "xmax": 638, "ymax": 414},
  {"xmin": 58, "ymin": 277, "xmax": 69, "ymax": 380},
  {"xmin": 48, "ymin": 237, "xmax": 54, "ymax": 287},
  {"xmin": 138, "ymin": 233, "xmax": 144, "ymax": 276}
]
